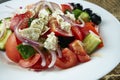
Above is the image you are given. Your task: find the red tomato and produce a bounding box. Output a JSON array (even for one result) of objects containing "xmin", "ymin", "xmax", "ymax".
[
  {"xmin": 80, "ymin": 22, "xmax": 99, "ymax": 38},
  {"xmin": 19, "ymin": 53, "xmax": 40, "ymax": 68},
  {"xmin": 5, "ymin": 33, "xmax": 21, "ymax": 63},
  {"xmin": 48, "ymin": 18, "xmax": 73, "ymax": 37},
  {"xmin": 71, "ymin": 26, "xmax": 83, "ymax": 41},
  {"xmin": 97, "ymin": 40, "xmax": 104, "ymax": 49},
  {"xmin": 77, "ymin": 55, "xmax": 91, "ymax": 63},
  {"xmin": 80, "ymin": 22, "xmax": 104, "ymax": 49},
  {"xmin": 10, "ymin": 11, "xmax": 33, "ymax": 31},
  {"xmin": 69, "ymin": 40, "xmax": 86, "ymax": 56},
  {"xmin": 55, "ymin": 48, "xmax": 78, "ymax": 69},
  {"xmin": 31, "ymin": 53, "xmax": 51, "ymax": 70},
  {"xmin": 69, "ymin": 40, "xmax": 91, "ymax": 63},
  {"xmin": 61, "ymin": 4, "xmax": 72, "ymax": 13}
]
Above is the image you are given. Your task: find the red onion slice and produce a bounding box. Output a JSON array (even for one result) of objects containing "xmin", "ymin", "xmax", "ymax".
[
  {"xmin": 60, "ymin": 15, "xmax": 85, "ymax": 27},
  {"xmin": 56, "ymin": 46, "xmax": 62, "ymax": 58},
  {"xmin": 32, "ymin": 0, "xmax": 61, "ymax": 17},
  {"xmin": 14, "ymin": 19, "xmax": 43, "ymax": 47},
  {"xmin": 48, "ymin": 50, "xmax": 57, "ymax": 68},
  {"xmin": 32, "ymin": 45, "xmax": 46, "ymax": 67}
]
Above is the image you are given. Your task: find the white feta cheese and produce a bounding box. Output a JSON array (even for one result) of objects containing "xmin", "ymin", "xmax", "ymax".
[
  {"xmin": 51, "ymin": 10, "xmax": 72, "ymax": 33},
  {"xmin": 52, "ymin": 9, "xmax": 64, "ymax": 17},
  {"xmin": 38, "ymin": 9, "xmax": 49, "ymax": 24},
  {"xmin": 30, "ymin": 18, "xmax": 49, "ymax": 35},
  {"xmin": 30, "ymin": 18, "xmax": 44, "ymax": 29},
  {"xmin": 44, "ymin": 32, "xmax": 58, "ymax": 51},
  {"xmin": 52, "ymin": 10, "xmax": 64, "ymax": 23},
  {"xmin": 65, "ymin": 11, "xmax": 76, "ymax": 21},
  {"xmin": 19, "ymin": 28, "xmax": 41, "ymax": 41},
  {"xmin": 39, "ymin": 9, "xmax": 49, "ymax": 18},
  {"xmin": 60, "ymin": 21, "xmax": 71, "ymax": 33},
  {"xmin": 56, "ymin": 15, "xmax": 64, "ymax": 24}
]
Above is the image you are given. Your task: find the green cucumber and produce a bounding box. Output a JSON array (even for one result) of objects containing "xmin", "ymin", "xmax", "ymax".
[
  {"xmin": 0, "ymin": 29, "xmax": 12, "ymax": 50},
  {"xmin": 0, "ymin": 17, "xmax": 12, "ymax": 50},
  {"xmin": 83, "ymin": 31, "xmax": 101, "ymax": 54},
  {"xmin": 79, "ymin": 12, "xmax": 90, "ymax": 22},
  {"xmin": 72, "ymin": 9, "xmax": 82, "ymax": 19}
]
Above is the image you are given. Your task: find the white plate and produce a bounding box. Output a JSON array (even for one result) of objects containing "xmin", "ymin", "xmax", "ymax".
[{"xmin": 0, "ymin": 0, "xmax": 120, "ymax": 80}]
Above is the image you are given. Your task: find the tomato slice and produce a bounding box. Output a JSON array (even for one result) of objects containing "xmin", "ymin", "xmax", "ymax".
[
  {"xmin": 19, "ymin": 53, "xmax": 40, "ymax": 68},
  {"xmin": 61, "ymin": 4, "xmax": 72, "ymax": 13},
  {"xmin": 77, "ymin": 55, "xmax": 91, "ymax": 63},
  {"xmin": 55, "ymin": 48, "xmax": 78, "ymax": 69},
  {"xmin": 69, "ymin": 40, "xmax": 91, "ymax": 63},
  {"xmin": 80, "ymin": 22, "xmax": 99, "ymax": 38},
  {"xmin": 10, "ymin": 11, "xmax": 33, "ymax": 31},
  {"xmin": 71, "ymin": 26, "xmax": 83, "ymax": 41},
  {"xmin": 48, "ymin": 18, "xmax": 73, "ymax": 37},
  {"xmin": 31, "ymin": 53, "xmax": 51, "ymax": 70},
  {"xmin": 69, "ymin": 40, "xmax": 86, "ymax": 56},
  {"xmin": 5, "ymin": 33, "xmax": 21, "ymax": 63}
]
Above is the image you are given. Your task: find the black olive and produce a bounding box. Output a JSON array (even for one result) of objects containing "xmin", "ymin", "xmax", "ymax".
[
  {"xmin": 58, "ymin": 36, "xmax": 75, "ymax": 48},
  {"xmin": 91, "ymin": 13, "xmax": 102, "ymax": 25},
  {"xmin": 69, "ymin": 3, "xmax": 75, "ymax": 7},
  {"xmin": 74, "ymin": 3, "xmax": 83, "ymax": 10},
  {"xmin": 83, "ymin": 8, "xmax": 92, "ymax": 16}
]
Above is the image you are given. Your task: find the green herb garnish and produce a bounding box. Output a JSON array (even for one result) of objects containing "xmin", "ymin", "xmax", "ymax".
[{"xmin": 17, "ymin": 44, "xmax": 36, "ymax": 59}]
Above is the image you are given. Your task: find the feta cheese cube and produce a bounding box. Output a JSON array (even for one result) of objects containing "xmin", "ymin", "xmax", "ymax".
[
  {"xmin": 44, "ymin": 32, "xmax": 58, "ymax": 51},
  {"xmin": 38, "ymin": 9, "xmax": 49, "ymax": 24},
  {"xmin": 30, "ymin": 18, "xmax": 49, "ymax": 35},
  {"xmin": 30, "ymin": 18, "xmax": 44, "ymax": 29},
  {"xmin": 19, "ymin": 28, "xmax": 41, "ymax": 41},
  {"xmin": 60, "ymin": 21, "xmax": 71, "ymax": 33},
  {"xmin": 65, "ymin": 11, "xmax": 75, "ymax": 21}
]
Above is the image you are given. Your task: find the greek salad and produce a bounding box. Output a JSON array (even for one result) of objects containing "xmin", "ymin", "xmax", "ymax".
[{"xmin": 0, "ymin": 0, "xmax": 103, "ymax": 71}]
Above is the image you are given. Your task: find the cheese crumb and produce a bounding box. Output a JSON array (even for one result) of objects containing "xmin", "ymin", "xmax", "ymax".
[
  {"xmin": 44, "ymin": 32, "xmax": 58, "ymax": 51},
  {"xmin": 65, "ymin": 11, "xmax": 75, "ymax": 21},
  {"xmin": 19, "ymin": 28, "xmax": 41, "ymax": 41}
]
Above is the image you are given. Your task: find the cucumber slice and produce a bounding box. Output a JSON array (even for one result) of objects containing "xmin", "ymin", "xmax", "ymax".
[
  {"xmin": 72, "ymin": 9, "xmax": 82, "ymax": 19},
  {"xmin": 83, "ymin": 31, "xmax": 101, "ymax": 54},
  {"xmin": 79, "ymin": 12, "xmax": 90, "ymax": 22},
  {"xmin": 0, "ymin": 17, "xmax": 11, "ymax": 28},
  {"xmin": 0, "ymin": 18, "xmax": 12, "ymax": 50},
  {"xmin": 0, "ymin": 29, "xmax": 12, "ymax": 50}
]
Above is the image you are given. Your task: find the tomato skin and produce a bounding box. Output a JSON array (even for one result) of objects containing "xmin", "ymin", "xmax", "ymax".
[
  {"xmin": 69, "ymin": 40, "xmax": 91, "ymax": 63},
  {"xmin": 77, "ymin": 55, "xmax": 91, "ymax": 63},
  {"xmin": 80, "ymin": 22, "xmax": 98, "ymax": 38},
  {"xmin": 55, "ymin": 48, "xmax": 78, "ymax": 69},
  {"xmin": 61, "ymin": 4, "xmax": 72, "ymax": 13},
  {"xmin": 48, "ymin": 18, "xmax": 73, "ymax": 37},
  {"xmin": 31, "ymin": 54, "xmax": 51, "ymax": 70},
  {"xmin": 10, "ymin": 11, "xmax": 33, "ymax": 31},
  {"xmin": 69, "ymin": 40, "xmax": 86, "ymax": 56},
  {"xmin": 80, "ymin": 22, "xmax": 104, "ymax": 49},
  {"xmin": 19, "ymin": 53, "xmax": 40, "ymax": 68},
  {"xmin": 71, "ymin": 26, "xmax": 83, "ymax": 41},
  {"xmin": 98, "ymin": 41, "xmax": 104, "ymax": 49},
  {"xmin": 5, "ymin": 33, "xmax": 21, "ymax": 63}
]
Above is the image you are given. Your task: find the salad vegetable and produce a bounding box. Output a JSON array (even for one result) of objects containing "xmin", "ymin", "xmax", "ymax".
[{"xmin": 0, "ymin": 0, "xmax": 104, "ymax": 71}]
